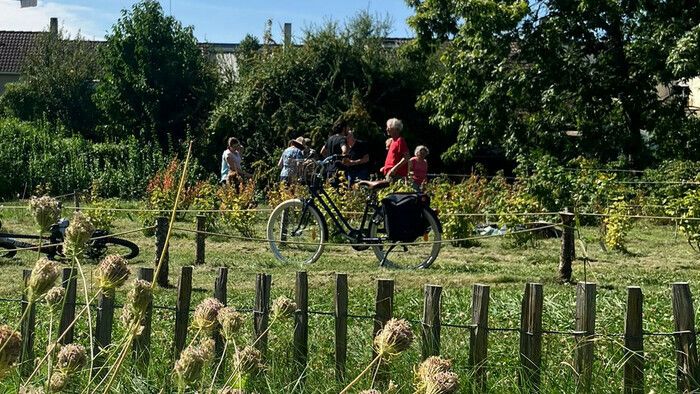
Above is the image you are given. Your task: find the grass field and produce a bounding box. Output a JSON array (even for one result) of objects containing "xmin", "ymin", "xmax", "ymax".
[{"xmin": 0, "ymin": 200, "xmax": 698, "ymax": 393}]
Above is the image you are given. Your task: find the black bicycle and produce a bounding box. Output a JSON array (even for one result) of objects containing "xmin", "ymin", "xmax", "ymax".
[
  {"xmin": 0, "ymin": 218, "xmax": 139, "ymax": 260},
  {"xmin": 266, "ymin": 155, "xmax": 442, "ymax": 268}
]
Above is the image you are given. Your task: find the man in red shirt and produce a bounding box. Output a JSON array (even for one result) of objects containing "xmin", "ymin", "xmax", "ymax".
[{"xmin": 382, "ymin": 118, "xmax": 410, "ymax": 181}]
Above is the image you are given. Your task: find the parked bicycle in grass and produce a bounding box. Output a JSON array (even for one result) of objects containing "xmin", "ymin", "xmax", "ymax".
[{"xmin": 266, "ymin": 155, "xmax": 442, "ymax": 268}]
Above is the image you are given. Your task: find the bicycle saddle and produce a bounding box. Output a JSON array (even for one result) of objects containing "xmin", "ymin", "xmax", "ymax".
[{"xmin": 357, "ymin": 180, "xmax": 390, "ymax": 190}]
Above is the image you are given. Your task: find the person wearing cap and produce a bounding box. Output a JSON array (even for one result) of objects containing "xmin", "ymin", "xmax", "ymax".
[
  {"xmin": 278, "ymin": 136, "xmax": 306, "ymax": 183},
  {"xmin": 221, "ymin": 137, "xmax": 250, "ymax": 187},
  {"xmin": 341, "ymin": 129, "xmax": 370, "ymax": 184}
]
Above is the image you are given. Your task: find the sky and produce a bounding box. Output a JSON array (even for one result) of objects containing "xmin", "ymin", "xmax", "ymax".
[{"xmin": 0, "ymin": 0, "xmax": 415, "ymax": 42}]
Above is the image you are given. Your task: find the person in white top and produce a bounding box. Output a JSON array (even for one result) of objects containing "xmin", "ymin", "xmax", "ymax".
[{"xmin": 220, "ymin": 137, "xmax": 250, "ymax": 187}]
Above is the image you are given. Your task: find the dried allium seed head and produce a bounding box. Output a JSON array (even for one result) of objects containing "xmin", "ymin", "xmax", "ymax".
[
  {"xmin": 128, "ymin": 279, "xmax": 152, "ymax": 312},
  {"xmin": 28, "ymin": 258, "xmax": 60, "ymax": 302},
  {"xmin": 358, "ymin": 390, "xmax": 382, "ymax": 394},
  {"xmin": 120, "ymin": 307, "xmax": 145, "ymax": 336},
  {"xmin": 96, "ymin": 255, "xmax": 130, "ymax": 293},
  {"xmin": 272, "ymin": 296, "xmax": 297, "ymax": 319},
  {"xmin": 218, "ymin": 388, "xmax": 245, "ymax": 394},
  {"xmin": 28, "ymin": 196, "xmax": 60, "ymax": 233},
  {"xmin": 18, "ymin": 385, "xmax": 44, "ymax": 394},
  {"xmin": 373, "ymin": 318, "xmax": 413, "ymax": 358},
  {"xmin": 0, "ymin": 325, "xmax": 21, "ymax": 377},
  {"xmin": 426, "ymin": 371, "xmax": 459, "ymax": 394},
  {"xmin": 56, "ymin": 343, "xmax": 87, "ymax": 373},
  {"xmin": 45, "ymin": 286, "xmax": 65, "ymax": 311},
  {"xmin": 49, "ymin": 371, "xmax": 67, "ymax": 392},
  {"xmin": 417, "ymin": 356, "xmax": 452, "ymax": 383},
  {"xmin": 63, "ymin": 212, "xmax": 95, "ymax": 257},
  {"xmin": 217, "ymin": 307, "xmax": 245, "ymax": 339},
  {"xmin": 192, "ymin": 298, "xmax": 224, "ymax": 333},
  {"xmin": 235, "ymin": 346, "xmax": 263, "ymax": 375},
  {"xmin": 174, "ymin": 342, "xmax": 211, "ymax": 385}
]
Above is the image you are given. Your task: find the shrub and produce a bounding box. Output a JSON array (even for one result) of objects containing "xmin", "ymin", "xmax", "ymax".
[
  {"xmin": 426, "ymin": 176, "xmax": 486, "ymax": 247},
  {"xmin": 668, "ymin": 188, "xmax": 700, "ymax": 252},
  {"xmin": 602, "ymin": 198, "xmax": 633, "ymax": 252},
  {"xmin": 217, "ymin": 180, "xmax": 258, "ymax": 238}
]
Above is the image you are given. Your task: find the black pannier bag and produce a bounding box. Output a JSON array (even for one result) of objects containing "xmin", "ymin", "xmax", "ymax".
[{"xmin": 381, "ymin": 193, "xmax": 430, "ymax": 242}]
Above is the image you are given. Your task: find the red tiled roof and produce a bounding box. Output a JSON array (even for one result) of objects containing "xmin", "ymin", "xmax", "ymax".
[{"xmin": 0, "ymin": 31, "xmax": 41, "ymax": 74}]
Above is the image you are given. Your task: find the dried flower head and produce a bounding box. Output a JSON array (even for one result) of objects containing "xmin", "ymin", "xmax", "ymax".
[
  {"xmin": 272, "ymin": 296, "xmax": 297, "ymax": 319},
  {"xmin": 56, "ymin": 343, "xmax": 87, "ymax": 373},
  {"xmin": 359, "ymin": 390, "xmax": 382, "ymax": 394},
  {"xmin": 96, "ymin": 255, "xmax": 130, "ymax": 293},
  {"xmin": 0, "ymin": 325, "xmax": 21, "ymax": 377},
  {"xmin": 218, "ymin": 389, "xmax": 245, "ymax": 394},
  {"xmin": 28, "ymin": 258, "xmax": 60, "ymax": 302},
  {"xmin": 192, "ymin": 298, "xmax": 224, "ymax": 333},
  {"xmin": 373, "ymin": 318, "xmax": 413, "ymax": 359},
  {"xmin": 19, "ymin": 385, "xmax": 44, "ymax": 394},
  {"xmin": 235, "ymin": 346, "xmax": 263, "ymax": 375},
  {"xmin": 128, "ymin": 279, "xmax": 152, "ymax": 312},
  {"xmin": 28, "ymin": 196, "xmax": 60, "ymax": 233},
  {"xmin": 425, "ymin": 371, "xmax": 459, "ymax": 394},
  {"xmin": 218, "ymin": 307, "xmax": 245, "ymax": 339},
  {"xmin": 63, "ymin": 212, "xmax": 95, "ymax": 258},
  {"xmin": 417, "ymin": 356, "xmax": 452, "ymax": 383},
  {"xmin": 174, "ymin": 340, "xmax": 215, "ymax": 386},
  {"xmin": 49, "ymin": 371, "xmax": 68, "ymax": 391},
  {"xmin": 45, "ymin": 286, "xmax": 65, "ymax": 311}
]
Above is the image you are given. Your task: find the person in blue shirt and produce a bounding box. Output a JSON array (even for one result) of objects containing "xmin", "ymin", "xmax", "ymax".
[{"xmin": 278, "ymin": 136, "xmax": 306, "ymax": 183}]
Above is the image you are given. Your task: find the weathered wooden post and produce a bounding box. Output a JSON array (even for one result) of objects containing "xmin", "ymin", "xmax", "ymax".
[
  {"xmin": 559, "ymin": 210, "xmax": 575, "ymax": 282},
  {"xmin": 469, "ymin": 284, "xmax": 490, "ymax": 392},
  {"xmin": 58, "ymin": 267, "xmax": 77, "ymax": 345},
  {"xmin": 373, "ymin": 279, "xmax": 394, "ymax": 386},
  {"xmin": 519, "ymin": 283, "xmax": 543, "ymax": 393},
  {"xmin": 672, "ymin": 282, "xmax": 700, "ymax": 393},
  {"xmin": 253, "ymin": 273, "xmax": 272, "ymax": 358},
  {"xmin": 294, "ymin": 271, "xmax": 309, "ymax": 378},
  {"xmin": 574, "ymin": 282, "xmax": 596, "ymax": 390},
  {"xmin": 195, "ymin": 215, "xmax": 206, "ymax": 265},
  {"xmin": 173, "ymin": 266, "xmax": 193, "ymax": 361},
  {"xmin": 20, "ymin": 269, "xmax": 36, "ymax": 377},
  {"xmin": 154, "ymin": 216, "xmax": 169, "ymax": 287},
  {"xmin": 73, "ymin": 189, "xmax": 80, "ymax": 211},
  {"xmin": 421, "ymin": 284, "xmax": 442, "ymax": 359},
  {"xmin": 334, "ymin": 273, "xmax": 348, "ymax": 381},
  {"xmin": 133, "ymin": 267, "xmax": 154, "ymax": 370},
  {"xmin": 213, "ymin": 267, "xmax": 228, "ymax": 374},
  {"xmin": 94, "ymin": 286, "xmax": 116, "ymax": 374},
  {"xmin": 623, "ymin": 286, "xmax": 644, "ymax": 394}
]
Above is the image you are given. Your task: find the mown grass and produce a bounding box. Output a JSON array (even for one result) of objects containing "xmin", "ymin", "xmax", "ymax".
[{"xmin": 0, "ymin": 201, "xmax": 697, "ymax": 393}]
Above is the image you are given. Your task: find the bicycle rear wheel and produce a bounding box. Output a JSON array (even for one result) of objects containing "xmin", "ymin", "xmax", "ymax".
[
  {"xmin": 87, "ymin": 237, "xmax": 140, "ymax": 260},
  {"xmin": 267, "ymin": 199, "xmax": 327, "ymax": 264},
  {"xmin": 368, "ymin": 208, "xmax": 441, "ymax": 269}
]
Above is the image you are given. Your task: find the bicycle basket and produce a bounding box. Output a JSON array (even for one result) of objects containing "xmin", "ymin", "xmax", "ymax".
[
  {"xmin": 290, "ymin": 159, "xmax": 320, "ymax": 185},
  {"xmin": 381, "ymin": 193, "xmax": 431, "ymax": 242}
]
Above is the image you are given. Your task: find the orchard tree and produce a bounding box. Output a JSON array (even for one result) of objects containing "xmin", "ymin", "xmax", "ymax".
[
  {"xmin": 96, "ymin": 0, "xmax": 218, "ymax": 150},
  {"xmin": 408, "ymin": 0, "xmax": 700, "ymax": 166}
]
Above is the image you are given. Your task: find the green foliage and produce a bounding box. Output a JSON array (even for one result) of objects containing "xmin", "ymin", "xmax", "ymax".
[
  {"xmin": 426, "ymin": 176, "xmax": 486, "ymax": 247},
  {"xmin": 668, "ymin": 188, "xmax": 700, "ymax": 252},
  {"xmin": 83, "ymin": 198, "xmax": 119, "ymax": 231},
  {"xmin": 216, "ymin": 180, "xmax": 258, "ymax": 238},
  {"xmin": 494, "ymin": 185, "xmax": 543, "ymax": 247},
  {"xmin": 602, "ymin": 199, "xmax": 633, "ymax": 252},
  {"xmin": 0, "ymin": 30, "xmax": 101, "ymax": 137},
  {"xmin": 96, "ymin": 0, "xmax": 218, "ymax": 150}
]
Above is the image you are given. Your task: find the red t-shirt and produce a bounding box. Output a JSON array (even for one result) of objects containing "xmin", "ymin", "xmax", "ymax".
[
  {"xmin": 410, "ymin": 157, "xmax": 428, "ymax": 184},
  {"xmin": 383, "ymin": 137, "xmax": 409, "ymax": 176}
]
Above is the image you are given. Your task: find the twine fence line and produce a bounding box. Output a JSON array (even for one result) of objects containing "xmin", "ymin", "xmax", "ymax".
[{"xmin": 0, "ymin": 226, "xmax": 154, "ymax": 253}]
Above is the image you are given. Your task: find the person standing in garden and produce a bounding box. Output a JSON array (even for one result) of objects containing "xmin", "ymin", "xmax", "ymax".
[
  {"xmin": 410, "ymin": 145, "xmax": 429, "ymax": 191},
  {"xmin": 278, "ymin": 136, "xmax": 306, "ymax": 183},
  {"xmin": 320, "ymin": 117, "xmax": 349, "ymax": 177},
  {"xmin": 220, "ymin": 137, "xmax": 250, "ymax": 187},
  {"xmin": 341, "ymin": 129, "xmax": 370, "ymax": 184},
  {"xmin": 382, "ymin": 118, "xmax": 410, "ymax": 182}
]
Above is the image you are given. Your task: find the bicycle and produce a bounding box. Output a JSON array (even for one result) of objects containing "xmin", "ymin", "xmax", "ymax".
[
  {"xmin": 266, "ymin": 155, "xmax": 442, "ymax": 268},
  {"xmin": 0, "ymin": 218, "xmax": 139, "ymax": 260}
]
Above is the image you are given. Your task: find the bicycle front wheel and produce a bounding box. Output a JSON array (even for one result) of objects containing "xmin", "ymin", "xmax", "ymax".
[
  {"xmin": 267, "ymin": 199, "xmax": 327, "ymax": 264},
  {"xmin": 369, "ymin": 208, "xmax": 441, "ymax": 269}
]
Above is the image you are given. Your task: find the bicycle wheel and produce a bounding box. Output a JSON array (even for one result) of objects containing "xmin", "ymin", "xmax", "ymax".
[
  {"xmin": 368, "ymin": 208, "xmax": 441, "ymax": 269},
  {"xmin": 0, "ymin": 238, "xmax": 18, "ymax": 258},
  {"xmin": 87, "ymin": 237, "xmax": 140, "ymax": 260},
  {"xmin": 267, "ymin": 199, "xmax": 327, "ymax": 264}
]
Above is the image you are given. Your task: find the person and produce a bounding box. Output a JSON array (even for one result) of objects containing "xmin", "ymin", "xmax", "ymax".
[
  {"xmin": 410, "ymin": 145, "xmax": 429, "ymax": 191},
  {"xmin": 382, "ymin": 118, "xmax": 410, "ymax": 182},
  {"xmin": 320, "ymin": 118, "xmax": 349, "ymax": 176},
  {"xmin": 278, "ymin": 136, "xmax": 306, "ymax": 183},
  {"xmin": 341, "ymin": 130, "xmax": 370, "ymax": 184},
  {"xmin": 220, "ymin": 137, "xmax": 250, "ymax": 186},
  {"xmin": 303, "ymin": 137, "xmax": 317, "ymax": 159}
]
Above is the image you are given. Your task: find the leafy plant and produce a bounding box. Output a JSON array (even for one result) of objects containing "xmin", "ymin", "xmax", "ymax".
[
  {"xmin": 217, "ymin": 180, "xmax": 258, "ymax": 238},
  {"xmin": 602, "ymin": 198, "xmax": 633, "ymax": 252},
  {"xmin": 426, "ymin": 176, "xmax": 486, "ymax": 247}
]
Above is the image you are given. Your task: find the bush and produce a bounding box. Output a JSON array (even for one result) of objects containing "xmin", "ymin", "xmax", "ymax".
[
  {"xmin": 602, "ymin": 199, "xmax": 634, "ymax": 252},
  {"xmin": 426, "ymin": 176, "xmax": 487, "ymax": 247}
]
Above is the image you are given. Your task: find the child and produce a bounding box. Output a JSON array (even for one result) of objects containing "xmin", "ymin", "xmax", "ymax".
[{"xmin": 410, "ymin": 145, "xmax": 429, "ymax": 191}]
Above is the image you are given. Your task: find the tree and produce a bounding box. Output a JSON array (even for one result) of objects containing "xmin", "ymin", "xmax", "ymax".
[
  {"xmin": 96, "ymin": 0, "xmax": 218, "ymax": 150},
  {"xmin": 408, "ymin": 0, "xmax": 700, "ymax": 167},
  {"xmin": 0, "ymin": 29, "xmax": 101, "ymax": 138}
]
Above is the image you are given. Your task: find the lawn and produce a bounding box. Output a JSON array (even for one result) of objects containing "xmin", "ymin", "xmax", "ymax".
[{"xmin": 0, "ymin": 200, "xmax": 698, "ymax": 393}]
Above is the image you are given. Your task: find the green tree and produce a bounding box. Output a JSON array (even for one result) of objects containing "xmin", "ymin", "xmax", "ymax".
[
  {"xmin": 96, "ymin": 0, "xmax": 218, "ymax": 150},
  {"xmin": 408, "ymin": 0, "xmax": 700, "ymax": 166},
  {"xmin": 0, "ymin": 29, "xmax": 101, "ymax": 138}
]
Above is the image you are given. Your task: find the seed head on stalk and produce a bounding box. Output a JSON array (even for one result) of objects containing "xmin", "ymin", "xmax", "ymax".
[
  {"xmin": 63, "ymin": 211, "xmax": 94, "ymax": 258},
  {"xmin": 218, "ymin": 388, "xmax": 245, "ymax": 394},
  {"xmin": 272, "ymin": 296, "xmax": 297, "ymax": 319},
  {"xmin": 234, "ymin": 346, "xmax": 264, "ymax": 375},
  {"xmin": 192, "ymin": 297, "xmax": 224, "ymax": 334},
  {"xmin": 95, "ymin": 255, "xmax": 130, "ymax": 294},
  {"xmin": 0, "ymin": 325, "xmax": 21, "ymax": 377},
  {"xmin": 359, "ymin": 390, "xmax": 382, "ymax": 394},
  {"xmin": 425, "ymin": 371, "xmax": 459, "ymax": 394},
  {"xmin": 218, "ymin": 307, "xmax": 245, "ymax": 339},
  {"xmin": 28, "ymin": 257, "xmax": 60, "ymax": 302},
  {"xmin": 18, "ymin": 385, "xmax": 44, "ymax": 394},
  {"xmin": 28, "ymin": 196, "xmax": 60, "ymax": 234},
  {"xmin": 415, "ymin": 356, "xmax": 455, "ymax": 393},
  {"xmin": 49, "ymin": 371, "xmax": 68, "ymax": 391},
  {"xmin": 373, "ymin": 318, "xmax": 413, "ymax": 359},
  {"xmin": 56, "ymin": 343, "xmax": 87, "ymax": 373},
  {"xmin": 45, "ymin": 286, "xmax": 65, "ymax": 312},
  {"xmin": 121, "ymin": 279, "xmax": 152, "ymax": 335},
  {"xmin": 175, "ymin": 339, "xmax": 215, "ymax": 387}
]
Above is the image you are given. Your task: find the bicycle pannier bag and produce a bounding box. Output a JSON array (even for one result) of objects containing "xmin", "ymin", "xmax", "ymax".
[{"xmin": 381, "ymin": 193, "xmax": 429, "ymax": 242}]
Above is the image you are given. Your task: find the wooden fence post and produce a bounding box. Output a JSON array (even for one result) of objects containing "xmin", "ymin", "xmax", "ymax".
[
  {"xmin": 559, "ymin": 210, "xmax": 575, "ymax": 283},
  {"xmin": 334, "ymin": 273, "xmax": 348, "ymax": 381},
  {"xmin": 574, "ymin": 282, "xmax": 596, "ymax": 391},
  {"xmin": 174, "ymin": 266, "xmax": 193, "ymax": 361},
  {"xmin": 195, "ymin": 215, "xmax": 206, "ymax": 265},
  {"xmin": 213, "ymin": 267, "xmax": 228, "ymax": 375},
  {"xmin": 154, "ymin": 216, "xmax": 169, "ymax": 287},
  {"xmin": 58, "ymin": 267, "xmax": 77, "ymax": 345},
  {"xmin": 294, "ymin": 271, "xmax": 309, "ymax": 378},
  {"xmin": 373, "ymin": 279, "xmax": 394, "ymax": 386},
  {"xmin": 672, "ymin": 282, "xmax": 700, "ymax": 392},
  {"xmin": 519, "ymin": 283, "xmax": 543, "ymax": 393},
  {"xmin": 133, "ymin": 267, "xmax": 154, "ymax": 370},
  {"xmin": 73, "ymin": 189, "xmax": 80, "ymax": 211},
  {"xmin": 20, "ymin": 269, "xmax": 36, "ymax": 377},
  {"xmin": 94, "ymin": 289, "xmax": 115, "ymax": 374},
  {"xmin": 469, "ymin": 284, "xmax": 490, "ymax": 392},
  {"xmin": 623, "ymin": 286, "xmax": 644, "ymax": 394},
  {"xmin": 421, "ymin": 284, "xmax": 442, "ymax": 359},
  {"xmin": 253, "ymin": 273, "xmax": 272, "ymax": 358}
]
